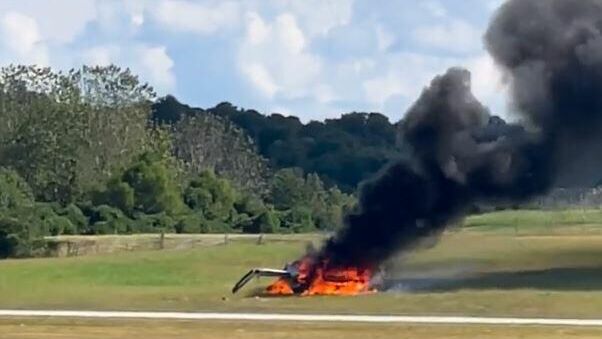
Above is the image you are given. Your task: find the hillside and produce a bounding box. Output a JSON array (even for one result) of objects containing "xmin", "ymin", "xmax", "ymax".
[{"xmin": 152, "ymin": 96, "xmax": 403, "ymax": 192}]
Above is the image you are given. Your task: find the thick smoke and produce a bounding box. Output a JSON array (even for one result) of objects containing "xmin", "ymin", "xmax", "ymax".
[{"xmin": 321, "ymin": 0, "xmax": 602, "ymax": 266}]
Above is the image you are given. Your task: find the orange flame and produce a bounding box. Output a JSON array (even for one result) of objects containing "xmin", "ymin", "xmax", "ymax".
[{"xmin": 266, "ymin": 256, "xmax": 375, "ymax": 296}]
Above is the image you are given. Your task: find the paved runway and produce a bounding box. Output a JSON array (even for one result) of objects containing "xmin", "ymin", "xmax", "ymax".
[{"xmin": 2, "ymin": 310, "xmax": 602, "ymax": 327}]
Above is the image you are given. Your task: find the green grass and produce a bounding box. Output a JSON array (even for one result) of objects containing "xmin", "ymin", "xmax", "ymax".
[
  {"xmin": 463, "ymin": 209, "xmax": 602, "ymax": 234},
  {"xmin": 4, "ymin": 210, "xmax": 602, "ymax": 318}
]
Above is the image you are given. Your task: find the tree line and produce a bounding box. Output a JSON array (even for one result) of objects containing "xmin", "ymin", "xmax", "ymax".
[
  {"xmin": 0, "ymin": 65, "xmax": 354, "ymax": 258},
  {"xmin": 152, "ymin": 96, "xmax": 404, "ymax": 192}
]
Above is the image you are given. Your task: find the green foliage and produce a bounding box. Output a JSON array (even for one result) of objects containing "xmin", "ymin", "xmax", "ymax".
[
  {"xmin": 280, "ymin": 206, "xmax": 314, "ymax": 233},
  {"xmin": 131, "ymin": 213, "xmax": 177, "ymax": 233},
  {"xmin": 268, "ymin": 168, "xmax": 355, "ymax": 232},
  {"xmin": 172, "ymin": 111, "xmax": 270, "ymax": 196},
  {"xmin": 270, "ymin": 168, "xmax": 312, "ymax": 210},
  {"xmin": 0, "ymin": 172, "xmax": 67, "ymax": 257},
  {"xmin": 242, "ymin": 209, "xmax": 280, "ymax": 234},
  {"xmin": 0, "ymin": 66, "xmax": 367, "ymax": 259},
  {"xmin": 184, "ymin": 170, "xmax": 237, "ymax": 220},
  {"xmin": 154, "ymin": 99, "xmax": 401, "ymax": 192},
  {"xmin": 88, "ymin": 205, "xmax": 130, "ymax": 235},
  {"xmin": 95, "ymin": 153, "xmax": 185, "ymax": 217},
  {"xmin": 102, "ymin": 179, "xmax": 135, "ymax": 212},
  {"xmin": 175, "ymin": 214, "xmax": 204, "ymax": 234},
  {"xmin": 0, "ymin": 65, "xmax": 156, "ymax": 204},
  {"xmin": 46, "ymin": 215, "xmax": 76, "ymax": 236},
  {"xmin": 0, "ymin": 168, "xmax": 34, "ymax": 210}
]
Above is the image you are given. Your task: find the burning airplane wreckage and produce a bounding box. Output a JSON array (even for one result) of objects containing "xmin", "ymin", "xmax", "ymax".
[{"xmin": 234, "ymin": 0, "xmax": 602, "ymax": 296}]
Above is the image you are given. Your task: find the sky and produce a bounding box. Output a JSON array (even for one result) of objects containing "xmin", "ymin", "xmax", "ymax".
[{"xmin": 0, "ymin": 0, "xmax": 508, "ymax": 122}]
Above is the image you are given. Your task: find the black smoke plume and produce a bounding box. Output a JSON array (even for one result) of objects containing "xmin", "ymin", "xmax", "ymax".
[{"xmin": 321, "ymin": 0, "xmax": 602, "ymax": 267}]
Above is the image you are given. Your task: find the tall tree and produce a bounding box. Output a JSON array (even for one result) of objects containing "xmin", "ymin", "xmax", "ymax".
[
  {"xmin": 173, "ymin": 114, "xmax": 270, "ymax": 196},
  {"xmin": 0, "ymin": 65, "xmax": 156, "ymax": 203}
]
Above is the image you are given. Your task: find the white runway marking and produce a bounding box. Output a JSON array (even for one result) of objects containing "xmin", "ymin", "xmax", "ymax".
[{"xmin": 1, "ymin": 310, "xmax": 602, "ymax": 327}]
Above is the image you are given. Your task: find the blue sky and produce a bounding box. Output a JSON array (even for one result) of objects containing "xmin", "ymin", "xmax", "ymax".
[{"xmin": 0, "ymin": 0, "xmax": 507, "ymax": 122}]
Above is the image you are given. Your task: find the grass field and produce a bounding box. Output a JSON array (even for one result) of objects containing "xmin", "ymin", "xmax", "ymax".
[
  {"xmin": 3, "ymin": 318, "xmax": 602, "ymax": 339},
  {"xmin": 3, "ymin": 209, "xmax": 602, "ymax": 338},
  {"xmin": 464, "ymin": 209, "xmax": 602, "ymax": 234}
]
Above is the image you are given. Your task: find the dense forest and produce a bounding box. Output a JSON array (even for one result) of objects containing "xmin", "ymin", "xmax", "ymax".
[
  {"xmin": 152, "ymin": 96, "xmax": 403, "ymax": 192},
  {"xmin": 0, "ymin": 65, "xmax": 356, "ymax": 258}
]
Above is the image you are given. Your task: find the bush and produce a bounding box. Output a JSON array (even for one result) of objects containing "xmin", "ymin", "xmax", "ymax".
[
  {"xmin": 100, "ymin": 179, "xmax": 135, "ymax": 213},
  {"xmin": 93, "ymin": 153, "xmax": 185, "ymax": 217},
  {"xmin": 131, "ymin": 212, "xmax": 177, "ymax": 233},
  {"xmin": 184, "ymin": 170, "xmax": 237, "ymax": 221},
  {"xmin": 175, "ymin": 214, "xmax": 204, "ymax": 234},
  {"xmin": 233, "ymin": 194, "xmax": 266, "ymax": 230},
  {"xmin": 280, "ymin": 206, "xmax": 314, "ymax": 233},
  {"xmin": 0, "ymin": 218, "xmax": 23, "ymax": 258},
  {"xmin": 243, "ymin": 209, "xmax": 280, "ymax": 234},
  {"xmin": 58, "ymin": 204, "xmax": 88, "ymax": 233},
  {"xmin": 203, "ymin": 219, "xmax": 230, "ymax": 233},
  {"xmin": 47, "ymin": 215, "xmax": 76, "ymax": 236},
  {"xmin": 0, "ymin": 213, "xmax": 50, "ymax": 258},
  {"xmin": 0, "ymin": 168, "xmax": 34, "ymax": 210},
  {"xmin": 88, "ymin": 205, "xmax": 130, "ymax": 234}
]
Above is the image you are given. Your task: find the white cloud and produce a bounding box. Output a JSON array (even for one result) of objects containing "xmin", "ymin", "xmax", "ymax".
[
  {"xmin": 279, "ymin": 0, "xmax": 354, "ymax": 37},
  {"xmin": 136, "ymin": 46, "xmax": 176, "ymax": 93},
  {"xmin": 467, "ymin": 54, "xmax": 508, "ymax": 117},
  {"xmin": 81, "ymin": 46, "xmax": 119, "ymax": 67},
  {"xmin": 412, "ymin": 19, "xmax": 482, "ymax": 54},
  {"xmin": 239, "ymin": 12, "xmax": 321, "ymax": 99},
  {"xmin": 79, "ymin": 44, "xmax": 176, "ymax": 94},
  {"xmin": 363, "ymin": 74, "xmax": 410, "ymax": 109},
  {"xmin": 0, "ymin": 12, "xmax": 48, "ymax": 65},
  {"xmin": 361, "ymin": 53, "xmax": 461, "ymax": 112},
  {"xmin": 152, "ymin": 0, "xmax": 240, "ymax": 34},
  {"xmin": 241, "ymin": 63, "xmax": 279, "ymax": 97},
  {"xmin": 0, "ymin": 0, "xmax": 96, "ymax": 44},
  {"xmin": 467, "ymin": 55, "xmax": 503, "ymax": 103}
]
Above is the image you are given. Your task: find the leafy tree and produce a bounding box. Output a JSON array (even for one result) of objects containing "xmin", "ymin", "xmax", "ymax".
[
  {"xmin": 153, "ymin": 98, "xmax": 402, "ymax": 192},
  {"xmin": 95, "ymin": 153, "xmax": 185, "ymax": 216},
  {"xmin": 173, "ymin": 113, "xmax": 270, "ymax": 195},
  {"xmin": 280, "ymin": 206, "xmax": 314, "ymax": 233},
  {"xmin": 88, "ymin": 205, "xmax": 130, "ymax": 235},
  {"xmin": 175, "ymin": 214, "xmax": 204, "ymax": 234},
  {"xmin": 0, "ymin": 168, "xmax": 34, "ymax": 209},
  {"xmin": 243, "ymin": 209, "xmax": 280, "ymax": 234},
  {"xmin": 270, "ymin": 168, "xmax": 313, "ymax": 210},
  {"xmin": 184, "ymin": 170, "xmax": 237, "ymax": 222},
  {"xmin": 0, "ymin": 65, "xmax": 156, "ymax": 203}
]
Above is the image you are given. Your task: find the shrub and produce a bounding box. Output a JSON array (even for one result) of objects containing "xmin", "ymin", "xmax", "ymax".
[
  {"xmin": 243, "ymin": 209, "xmax": 280, "ymax": 234},
  {"xmin": 175, "ymin": 214, "xmax": 204, "ymax": 234},
  {"xmin": 89, "ymin": 205, "xmax": 130, "ymax": 234},
  {"xmin": 47, "ymin": 215, "xmax": 76, "ymax": 236},
  {"xmin": 58, "ymin": 204, "xmax": 88, "ymax": 233},
  {"xmin": 280, "ymin": 206, "xmax": 314, "ymax": 233},
  {"xmin": 0, "ymin": 168, "xmax": 34, "ymax": 210},
  {"xmin": 93, "ymin": 153, "xmax": 185, "ymax": 217},
  {"xmin": 0, "ymin": 213, "xmax": 50, "ymax": 258},
  {"xmin": 184, "ymin": 170, "xmax": 237, "ymax": 221},
  {"xmin": 131, "ymin": 212, "xmax": 177, "ymax": 233}
]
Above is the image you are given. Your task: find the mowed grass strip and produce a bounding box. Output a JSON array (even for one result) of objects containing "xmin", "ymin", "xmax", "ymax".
[
  {"xmin": 463, "ymin": 209, "xmax": 602, "ymax": 234},
  {"xmin": 3, "ymin": 211, "xmax": 602, "ymax": 317},
  {"xmin": 2, "ymin": 318, "xmax": 602, "ymax": 339}
]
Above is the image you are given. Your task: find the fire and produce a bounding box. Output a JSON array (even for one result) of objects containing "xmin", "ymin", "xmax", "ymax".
[{"xmin": 266, "ymin": 256, "xmax": 375, "ymax": 296}]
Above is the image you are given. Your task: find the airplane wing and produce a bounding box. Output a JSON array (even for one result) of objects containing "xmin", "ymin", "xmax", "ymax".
[{"xmin": 232, "ymin": 268, "xmax": 291, "ymax": 294}]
